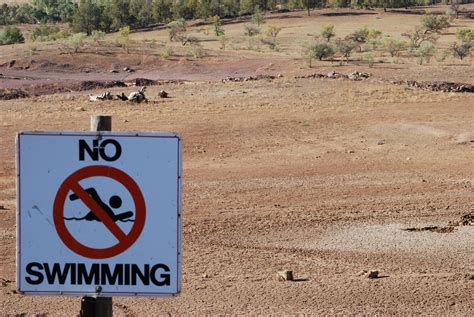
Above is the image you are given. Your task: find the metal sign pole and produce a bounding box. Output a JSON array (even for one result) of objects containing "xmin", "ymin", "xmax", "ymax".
[{"xmin": 80, "ymin": 115, "xmax": 113, "ymax": 317}]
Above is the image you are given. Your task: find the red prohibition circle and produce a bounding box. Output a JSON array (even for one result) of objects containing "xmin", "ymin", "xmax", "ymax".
[{"xmin": 53, "ymin": 165, "xmax": 146, "ymax": 259}]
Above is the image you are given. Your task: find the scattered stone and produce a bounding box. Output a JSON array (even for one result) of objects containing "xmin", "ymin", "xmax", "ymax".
[
  {"xmin": 0, "ymin": 205, "xmax": 6, "ymax": 210},
  {"xmin": 158, "ymin": 90, "xmax": 168, "ymax": 98},
  {"xmin": 377, "ymin": 140, "xmax": 386, "ymax": 145},
  {"xmin": 392, "ymin": 80, "xmax": 474, "ymax": 93},
  {"xmin": 222, "ymin": 74, "xmax": 276, "ymax": 83},
  {"xmin": 76, "ymin": 106, "xmax": 85, "ymax": 111},
  {"xmin": 466, "ymin": 273, "xmax": 474, "ymax": 280},
  {"xmin": 367, "ymin": 270, "xmax": 379, "ymax": 279},
  {"xmin": 109, "ymin": 69, "xmax": 119, "ymax": 73},
  {"xmin": 123, "ymin": 119, "xmax": 129, "ymax": 123},
  {"xmin": 8, "ymin": 60, "xmax": 16, "ymax": 68},
  {"xmin": 277, "ymin": 270, "xmax": 294, "ymax": 281},
  {"xmin": 128, "ymin": 87, "xmax": 147, "ymax": 103},
  {"xmin": 116, "ymin": 93, "xmax": 129, "ymax": 101},
  {"xmin": 123, "ymin": 67, "xmax": 130, "ymax": 72},
  {"xmin": 348, "ymin": 71, "xmax": 371, "ymax": 81},
  {"xmin": 202, "ymin": 273, "xmax": 209, "ymax": 278},
  {"xmin": 89, "ymin": 91, "xmax": 113, "ymax": 102},
  {"xmin": 295, "ymin": 71, "xmax": 371, "ymax": 81},
  {"xmin": 277, "ymin": 74, "xmax": 283, "ymax": 78}
]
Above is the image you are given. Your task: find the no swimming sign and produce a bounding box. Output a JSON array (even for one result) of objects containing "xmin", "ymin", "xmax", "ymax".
[{"xmin": 16, "ymin": 131, "xmax": 182, "ymax": 297}]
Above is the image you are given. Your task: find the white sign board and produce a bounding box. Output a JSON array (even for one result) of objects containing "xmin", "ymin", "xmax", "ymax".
[{"xmin": 17, "ymin": 131, "xmax": 182, "ymax": 297}]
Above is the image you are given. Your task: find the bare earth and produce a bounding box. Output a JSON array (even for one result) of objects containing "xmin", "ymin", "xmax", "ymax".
[{"xmin": 0, "ymin": 6, "xmax": 473, "ymax": 316}]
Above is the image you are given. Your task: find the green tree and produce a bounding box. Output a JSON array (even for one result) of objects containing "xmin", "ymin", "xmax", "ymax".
[
  {"xmin": 110, "ymin": 0, "xmax": 132, "ymax": 29},
  {"xmin": 307, "ymin": 42, "xmax": 335, "ymax": 61},
  {"xmin": 130, "ymin": 0, "xmax": 153, "ymax": 27},
  {"xmin": 422, "ymin": 13, "xmax": 450, "ymax": 33},
  {"xmin": 251, "ymin": 5, "xmax": 264, "ymax": 26},
  {"xmin": 456, "ymin": 29, "xmax": 474, "ymax": 44},
  {"xmin": 336, "ymin": 39, "xmax": 358, "ymax": 62},
  {"xmin": 321, "ymin": 24, "xmax": 335, "ymax": 42},
  {"xmin": 72, "ymin": 0, "xmax": 103, "ymax": 35},
  {"xmin": 152, "ymin": 0, "xmax": 173, "ymax": 23}
]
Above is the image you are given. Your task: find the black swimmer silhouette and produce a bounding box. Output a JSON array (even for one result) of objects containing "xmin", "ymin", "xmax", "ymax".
[{"xmin": 64, "ymin": 187, "xmax": 134, "ymax": 222}]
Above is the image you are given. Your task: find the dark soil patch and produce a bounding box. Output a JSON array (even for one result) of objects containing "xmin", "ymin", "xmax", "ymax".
[
  {"xmin": 403, "ymin": 226, "xmax": 456, "ymax": 233},
  {"xmin": 77, "ymin": 80, "xmax": 127, "ymax": 91}
]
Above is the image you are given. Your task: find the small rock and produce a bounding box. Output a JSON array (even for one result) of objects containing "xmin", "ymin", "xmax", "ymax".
[
  {"xmin": 109, "ymin": 69, "xmax": 119, "ymax": 73},
  {"xmin": 466, "ymin": 273, "xmax": 474, "ymax": 280},
  {"xmin": 277, "ymin": 270, "xmax": 294, "ymax": 281},
  {"xmin": 202, "ymin": 273, "xmax": 209, "ymax": 278},
  {"xmin": 158, "ymin": 90, "xmax": 168, "ymax": 98},
  {"xmin": 356, "ymin": 270, "xmax": 367, "ymax": 276},
  {"xmin": 123, "ymin": 119, "xmax": 129, "ymax": 123},
  {"xmin": 123, "ymin": 67, "xmax": 130, "ymax": 71},
  {"xmin": 348, "ymin": 150, "xmax": 355, "ymax": 154},
  {"xmin": 406, "ymin": 157, "xmax": 411, "ymax": 161},
  {"xmin": 0, "ymin": 205, "xmax": 6, "ymax": 210},
  {"xmin": 277, "ymin": 74, "xmax": 283, "ymax": 78},
  {"xmin": 367, "ymin": 270, "xmax": 379, "ymax": 279},
  {"xmin": 76, "ymin": 106, "xmax": 85, "ymax": 111},
  {"xmin": 377, "ymin": 140, "xmax": 386, "ymax": 145}
]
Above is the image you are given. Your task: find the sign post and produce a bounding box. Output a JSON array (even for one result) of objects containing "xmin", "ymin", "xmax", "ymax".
[
  {"xmin": 81, "ymin": 115, "xmax": 113, "ymax": 317},
  {"xmin": 16, "ymin": 115, "xmax": 182, "ymax": 313}
]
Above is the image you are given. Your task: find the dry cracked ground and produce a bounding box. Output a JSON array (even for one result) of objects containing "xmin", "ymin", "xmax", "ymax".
[{"xmin": 0, "ymin": 76, "xmax": 473, "ymax": 315}]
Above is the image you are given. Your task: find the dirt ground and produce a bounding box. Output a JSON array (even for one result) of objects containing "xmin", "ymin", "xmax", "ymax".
[{"xmin": 1, "ymin": 6, "xmax": 473, "ymax": 316}]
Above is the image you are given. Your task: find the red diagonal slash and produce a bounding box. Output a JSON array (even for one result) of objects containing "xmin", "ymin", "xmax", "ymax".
[{"xmin": 67, "ymin": 180, "xmax": 127, "ymax": 242}]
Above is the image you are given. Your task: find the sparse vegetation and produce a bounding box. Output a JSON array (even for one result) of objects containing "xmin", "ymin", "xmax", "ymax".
[
  {"xmin": 264, "ymin": 25, "xmax": 282, "ymax": 50},
  {"xmin": 68, "ymin": 32, "xmax": 87, "ymax": 54},
  {"xmin": 456, "ymin": 29, "xmax": 474, "ymax": 44},
  {"xmin": 168, "ymin": 19, "xmax": 186, "ymax": 42},
  {"xmin": 244, "ymin": 25, "xmax": 260, "ymax": 37},
  {"xmin": 212, "ymin": 16, "xmax": 225, "ymax": 37},
  {"xmin": 382, "ymin": 37, "xmax": 405, "ymax": 58}
]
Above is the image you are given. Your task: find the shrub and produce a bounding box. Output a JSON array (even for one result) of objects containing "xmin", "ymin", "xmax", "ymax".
[
  {"xmin": 382, "ymin": 37, "xmax": 405, "ymax": 57},
  {"xmin": 307, "ymin": 42, "xmax": 335, "ymax": 61},
  {"xmin": 422, "ymin": 14, "xmax": 450, "ymax": 34},
  {"xmin": 31, "ymin": 24, "xmax": 69, "ymax": 42},
  {"xmin": 168, "ymin": 19, "xmax": 186, "ymax": 41},
  {"xmin": 416, "ymin": 42, "xmax": 436, "ymax": 65},
  {"xmin": 212, "ymin": 16, "xmax": 225, "ymax": 37},
  {"xmin": 363, "ymin": 52, "xmax": 375, "ymax": 67},
  {"xmin": 445, "ymin": 9, "xmax": 456, "ymax": 22},
  {"xmin": 456, "ymin": 29, "xmax": 474, "ymax": 44},
  {"xmin": 451, "ymin": 42, "xmax": 472, "ymax": 60},
  {"xmin": 0, "ymin": 26, "xmax": 25, "ymax": 45},
  {"xmin": 402, "ymin": 26, "xmax": 438, "ymax": 50},
  {"xmin": 336, "ymin": 39, "xmax": 357, "ymax": 62},
  {"xmin": 321, "ymin": 24, "xmax": 335, "ymax": 42},
  {"xmin": 244, "ymin": 25, "xmax": 260, "ymax": 37},
  {"xmin": 162, "ymin": 46, "xmax": 174, "ymax": 59},
  {"xmin": 264, "ymin": 25, "xmax": 282, "ymax": 50},
  {"xmin": 91, "ymin": 30, "xmax": 106, "ymax": 42},
  {"xmin": 68, "ymin": 32, "xmax": 87, "ymax": 53},
  {"xmin": 219, "ymin": 36, "xmax": 228, "ymax": 50}
]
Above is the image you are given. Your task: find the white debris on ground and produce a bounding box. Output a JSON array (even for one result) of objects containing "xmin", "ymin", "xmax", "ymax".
[{"xmin": 89, "ymin": 91, "xmax": 113, "ymax": 102}]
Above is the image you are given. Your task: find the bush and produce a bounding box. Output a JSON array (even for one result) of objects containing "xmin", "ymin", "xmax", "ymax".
[
  {"xmin": 422, "ymin": 14, "xmax": 450, "ymax": 33},
  {"xmin": 336, "ymin": 39, "xmax": 357, "ymax": 62},
  {"xmin": 68, "ymin": 32, "xmax": 87, "ymax": 53},
  {"xmin": 31, "ymin": 24, "xmax": 69, "ymax": 42},
  {"xmin": 363, "ymin": 52, "xmax": 375, "ymax": 67},
  {"xmin": 162, "ymin": 46, "xmax": 174, "ymax": 59},
  {"xmin": 0, "ymin": 26, "xmax": 25, "ymax": 45},
  {"xmin": 382, "ymin": 37, "xmax": 405, "ymax": 57},
  {"xmin": 212, "ymin": 16, "xmax": 225, "ymax": 37},
  {"xmin": 451, "ymin": 42, "xmax": 472, "ymax": 60},
  {"xmin": 307, "ymin": 42, "xmax": 335, "ymax": 61},
  {"xmin": 456, "ymin": 29, "xmax": 474, "ymax": 44},
  {"xmin": 321, "ymin": 24, "xmax": 335, "ymax": 42},
  {"xmin": 416, "ymin": 42, "xmax": 436, "ymax": 65}
]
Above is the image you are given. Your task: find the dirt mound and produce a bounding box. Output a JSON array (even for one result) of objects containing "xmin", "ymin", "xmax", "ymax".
[
  {"xmin": 77, "ymin": 80, "xmax": 127, "ymax": 91},
  {"xmin": 134, "ymin": 78, "xmax": 157, "ymax": 86},
  {"xmin": 0, "ymin": 88, "xmax": 28, "ymax": 100},
  {"xmin": 394, "ymin": 80, "xmax": 474, "ymax": 93}
]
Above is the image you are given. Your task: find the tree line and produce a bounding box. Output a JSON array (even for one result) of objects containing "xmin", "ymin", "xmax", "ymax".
[{"xmin": 0, "ymin": 0, "xmax": 451, "ymax": 34}]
